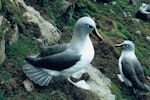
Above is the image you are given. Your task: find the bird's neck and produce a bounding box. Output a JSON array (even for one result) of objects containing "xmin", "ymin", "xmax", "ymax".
[
  {"xmin": 70, "ymin": 32, "xmax": 92, "ymax": 51},
  {"xmin": 121, "ymin": 50, "xmax": 136, "ymax": 59}
]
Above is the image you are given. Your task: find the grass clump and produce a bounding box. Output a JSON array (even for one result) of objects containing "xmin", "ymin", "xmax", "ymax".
[
  {"xmin": 0, "ymin": 89, "xmax": 6, "ymax": 100},
  {"xmin": 0, "ymin": 70, "xmax": 12, "ymax": 82},
  {"xmin": 145, "ymin": 66, "xmax": 150, "ymax": 76},
  {"xmin": 111, "ymin": 83, "xmax": 123, "ymax": 100},
  {"xmin": 5, "ymin": 35, "xmax": 41, "ymax": 66},
  {"xmin": 116, "ymin": 22, "xmax": 132, "ymax": 40}
]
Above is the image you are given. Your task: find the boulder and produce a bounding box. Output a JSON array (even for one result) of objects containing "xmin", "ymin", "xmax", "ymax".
[
  {"xmin": 16, "ymin": 0, "xmax": 61, "ymax": 46},
  {"xmin": 85, "ymin": 65, "xmax": 115, "ymax": 100},
  {"xmin": 73, "ymin": 64, "xmax": 116, "ymax": 100}
]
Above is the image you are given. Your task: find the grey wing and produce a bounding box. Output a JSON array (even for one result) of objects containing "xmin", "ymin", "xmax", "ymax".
[
  {"xmin": 25, "ymin": 51, "xmax": 81, "ymax": 71},
  {"xmin": 133, "ymin": 58, "xmax": 146, "ymax": 83},
  {"xmin": 38, "ymin": 43, "xmax": 70, "ymax": 57},
  {"xmin": 121, "ymin": 58, "xmax": 147, "ymax": 91}
]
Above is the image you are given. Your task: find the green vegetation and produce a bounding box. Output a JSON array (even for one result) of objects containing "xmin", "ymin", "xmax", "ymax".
[
  {"xmin": 111, "ymin": 83, "xmax": 123, "ymax": 100},
  {"xmin": 0, "ymin": 28, "xmax": 3, "ymax": 39},
  {"xmin": 0, "ymin": 0, "xmax": 150, "ymax": 100},
  {"xmin": 0, "ymin": 89, "xmax": 6, "ymax": 100},
  {"xmin": 145, "ymin": 66, "xmax": 150, "ymax": 76},
  {"xmin": 0, "ymin": 70, "xmax": 12, "ymax": 82},
  {"xmin": 5, "ymin": 35, "xmax": 41, "ymax": 66}
]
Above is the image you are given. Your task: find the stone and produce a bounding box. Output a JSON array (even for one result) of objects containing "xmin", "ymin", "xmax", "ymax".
[
  {"xmin": 146, "ymin": 36, "xmax": 150, "ymax": 43},
  {"xmin": 73, "ymin": 65, "xmax": 115, "ymax": 100},
  {"xmin": 0, "ymin": 38, "xmax": 6, "ymax": 64},
  {"xmin": 60, "ymin": 0, "xmax": 72, "ymax": 16},
  {"xmin": 9, "ymin": 25, "xmax": 19, "ymax": 45},
  {"xmin": 23, "ymin": 79, "xmax": 34, "ymax": 92},
  {"xmin": 85, "ymin": 64, "xmax": 115, "ymax": 100},
  {"xmin": 135, "ymin": 30, "xmax": 141, "ymax": 35},
  {"xmin": 16, "ymin": 0, "xmax": 61, "ymax": 46},
  {"xmin": 0, "ymin": 15, "xmax": 6, "ymax": 64}
]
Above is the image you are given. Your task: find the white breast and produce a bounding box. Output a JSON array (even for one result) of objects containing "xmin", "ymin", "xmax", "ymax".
[{"xmin": 61, "ymin": 38, "xmax": 94, "ymax": 78}]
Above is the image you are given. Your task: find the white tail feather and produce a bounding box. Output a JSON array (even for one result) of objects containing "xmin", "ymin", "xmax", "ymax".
[{"xmin": 22, "ymin": 64, "xmax": 53, "ymax": 86}]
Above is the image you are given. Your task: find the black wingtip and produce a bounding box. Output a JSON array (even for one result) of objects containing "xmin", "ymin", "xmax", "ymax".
[{"xmin": 25, "ymin": 56, "xmax": 35, "ymax": 65}]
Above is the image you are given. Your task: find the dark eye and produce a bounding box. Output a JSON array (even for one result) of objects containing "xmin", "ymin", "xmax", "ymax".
[
  {"xmin": 88, "ymin": 25, "xmax": 93, "ymax": 28},
  {"xmin": 124, "ymin": 44, "xmax": 129, "ymax": 47}
]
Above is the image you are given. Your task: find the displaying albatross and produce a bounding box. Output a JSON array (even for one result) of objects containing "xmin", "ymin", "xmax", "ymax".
[
  {"xmin": 23, "ymin": 16, "xmax": 103, "ymax": 90},
  {"xmin": 115, "ymin": 40, "xmax": 150, "ymax": 97}
]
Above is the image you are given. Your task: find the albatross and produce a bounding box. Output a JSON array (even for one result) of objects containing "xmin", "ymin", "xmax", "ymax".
[
  {"xmin": 23, "ymin": 16, "xmax": 103, "ymax": 90},
  {"xmin": 115, "ymin": 40, "xmax": 150, "ymax": 97}
]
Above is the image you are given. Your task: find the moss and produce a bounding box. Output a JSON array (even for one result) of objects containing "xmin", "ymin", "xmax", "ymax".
[
  {"xmin": 145, "ymin": 66, "xmax": 150, "ymax": 76},
  {"xmin": 2, "ymin": 0, "xmax": 23, "ymax": 26},
  {"xmin": 10, "ymin": 15, "xmax": 22, "ymax": 25},
  {"xmin": 0, "ymin": 89, "xmax": 6, "ymax": 100},
  {"xmin": 103, "ymin": 29, "xmax": 127, "ymax": 39},
  {"xmin": 49, "ymin": 90, "xmax": 67, "ymax": 100},
  {"xmin": 5, "ymin": 35, "xmax": 41, "ymax": 66},
  {"xmin": 116, "ymin": 22, "xmax": 133, "ymax": 40},
  {"xmin": 111, "ymin": 83, "xmax": 123, "ymax": 100},
  {"xmin": 0, "ymin": 28, "xmax": 3, "ymax": 39},
  {"xmin": 0, "ymin": 0, "xmax": 2, "ymax": 11},
  {"xmin": 0, "ymin": 70, "xmax": 12, "ymax": 82},
  {"xmin": 104, "ymin": 68, "xmax": 111, "ymax": 73},
  {"xmin": 2, "ymin": 0, "xmax": 17, "ymax": 13}
]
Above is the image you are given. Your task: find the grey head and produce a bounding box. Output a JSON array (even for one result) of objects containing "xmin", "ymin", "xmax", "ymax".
[
  {"xmin": 73, "ymin": 16, "xmax": 103, "ymax": 42},
  {"xmin": 75, "ymin": 17, "xmax": 96, "ymax": 33},
  {"xmin": 115, "ymin": 40, "xmax": 135, "ymax": 51}
]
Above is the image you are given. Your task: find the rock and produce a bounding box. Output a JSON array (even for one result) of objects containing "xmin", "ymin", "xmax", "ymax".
[
  {"xmin": 0, "ymin": 15, "xmax": 6, "ymax": 64},
  {"xmin": 146, "ymin": 36, "xmax": 150, "ymax": 43},
  {"xmin": 16, "ymin": 0, "xmax": 61, "ymax": 46},
  {"xmin": 131, "ymin": 18, "xmax": 140, "ymax": 23},
  {"xmin": 71, "ymin": 64, "xmax": 115, "ymax": 99},
  {"xmin": 1, "ymin": 79, "xmax": 20, "ymax": 95},
  {"xmin": 135, "ymin": 30, "xmax": 141, "ymax": 35},
  {"xmin": 60, "ymin": 0, "xmax": 72, "ymax": 16},
  {"xmin": 0, "ymin": 38, "xmax": 6, "ymax": 64},
  {"xmin": 9, "ymin": 25, "xmax": 19, "ymax": 45},
  {"xmin": 85, "ymin": 64, "xmax": 115, "ymax": 100},
  {"xmin": 23, "ymin": 79, "xmax": 34, "ymax": 92},
  {"xmin": 111, "ymin": 1, "xmax": 116, "ymax": 5}
]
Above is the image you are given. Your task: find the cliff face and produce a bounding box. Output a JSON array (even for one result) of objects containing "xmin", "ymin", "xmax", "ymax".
[
  {"xmin": 0, "ymin": 0, "xmax": 115, "ymax": 100},
  {"xmin": 0, "ymin": 0, "xmax": 150, "ymax": 100}
]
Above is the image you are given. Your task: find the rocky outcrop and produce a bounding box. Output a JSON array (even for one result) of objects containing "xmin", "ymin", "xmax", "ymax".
[
  {"xmin": 0, "ymin": 14, "xmax": 20, "ymax": 64},
  {"xmin": 85, "ymin": 65, "xmax": 115, "ymax": 100},
  {"xmin": 0, "ymin": 38, "xmax": 6, "ymax": 64},
  {"xmin": 0, "ymin": 16, "xmax": 6, "ymax": 64},
  {"xmin": 15, "ymin": 0, "xmax": 61, "ymax": 46},
  {"xmin": 9, "ymin": 25, "xmax": 19, "ymax": 45}
]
